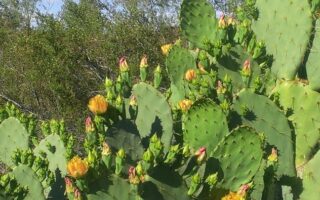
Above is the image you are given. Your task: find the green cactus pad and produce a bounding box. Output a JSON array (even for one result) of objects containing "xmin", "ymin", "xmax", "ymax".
[
  {"xmin": 253, "ymin": 0, "xmax": 313, "ymax": 79},
  {"xmin": 217, "ymin": 45, "xmax": 261, "ymax": 92},
  {"xmin": 12, "ymin": 165, "xmax": 45, "ymax": 200},
  {"xmin": 212, "ymin": 127, "xmax": 263, "ymax": 191},
  {"xmin": 183, "ymin": 99, "xmax": 228, "ymax": 154},
  {"xmin": 300, "ymin": 151, "xmax": 320, "ymax": 200},
  {"xmin": 306, "ymin": 19, "xmax": 320, "ymax": 91},
  {"xmin": 166, "ymin": 46, "xmax": 196, "ymax": 105},
  {"xmin": 133, "ymin": 83, "xmax": 173, "ymax": 152},
  {"xmin": 87, "ymin": 175, "xmax": 136, "ymax": 200},
  {"xmin": 142, "ymin": 165, "xmax": 191, "ymax": 200},
  {"xmin": 180, "ymin": 0, "xmax": 218, "ymax": 50},
  {"xmin": 233, "ymin": 90, "xmax": 295, "ymax": 177},
  {"xmin": 0, "ymin": 117, "xmax": 29, "ymax": 166},
  {"xmin": 106, "ymin": 120, "xmax": 144, "ymax": 162},
  {"xmin": 34, "ymin": 134, "xmax": 67, "ymax": 176},
  {"xmin": 272, "ymin": 81, "xmax": 320, "ymax": 166},
  {"xmin": 249, "ymin": 161, "xmax": 266, "ymax": 200}
]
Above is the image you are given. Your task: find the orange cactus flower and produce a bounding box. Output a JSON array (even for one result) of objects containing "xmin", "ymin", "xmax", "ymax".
[
  {"xmin": 185, "ymin": 69, "xmax": 197, "ymax": 81},
  {"xmin": 88, "ymin": 95, "xmax": 108, "ymax": 115},
  {"xmin": 179, "ymin": 99, "xmax": 193, "ymax": 112},
  {"xmin": 222, "ymin": 192, "xmax": 244, "ymax": 200},
  {"xmin": 67, "ymin": 156, "xmax": 89, "ymax": 179}
]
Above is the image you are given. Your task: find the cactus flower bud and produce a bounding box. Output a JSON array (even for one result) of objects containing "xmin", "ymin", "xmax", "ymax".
[
  {"xmin": 188, "ymin": 173, "xmax": 201, "ymax": 196},
  {"xmin": 155, "ymin": 65, "xmax": 162, "ymax": 73},
  {"xmin": 116, "ymin": 148, "xmax": 126, "ymax": 159},
  {"xmin": 88, "ymin": 95, "xmax": 108, "ymax": 115},
  {"xmin": 128, "ymin": 166, "xmax": 140, "ymax": 185},
  {"xmin": 161, "ymin": 44, "xmax": 172, "ymax": 56},
  {"xmin": 216, "ymin": 80, "xmax": 227, "ymax": 94},
  {"xmin": 105, "ymin": 77, "xmax": 113, "ymax": 88},
  {"xmin": 85, "ymin": 117, "xmax": 94, "ymax": 133},
  {"xmin": 182, "ymin": 144, "xmax": 191, "ymax": 157},
  {"xmin": 179, "ymin": 99, "xmax": 193, "ymax": 112},
  {"xmin": 185, "ymin": 69, "xmax": 197, "ymax": 81},
  {"xmin": 119, "ymin": 57, "xmax": 129, "ymax": 72},
  {"xmin": 102, "ymin": 142, "xmax": 112, "ymax": 156},
  {"xmin": 227, "ymin": 16, "xmax": 236, "ymax": 26},
  {"xmin": 218, "ymin": 14, "xmax": 227, "ymax": 28},
  {"xmin": 67, "ymin": 156, "xmax": 89, "ymax": 179},
  {"xmin": 195, "ymin": 147, "xmax": 206, "ymax": 164},
  {"xmin": 129, "ymin": 95, "xmax": 137, "ymax": 106},
  {"xmin": 268, "ymin": 147, "xmax": 278, "ymax": 162},
  {"xmin": 65, "ymin": 177, "xmax": 74, "ymax": 194},
  {"xmin": 205, "ymin": 173, "xmax": 218, "ymax": 187},
  {"xmin": 135, "ymin": 162, "xmax": 144, "ymax": 176},
  {"xmin": 237, "ymin": 183, "xmax": 252, "ymax": 197},
  {"xmin": 143, "ymin": 149, "xmax": 154, "ymax": 163},
  {"xmin": 74, "ymin": 188, "xmax": 82, "ymax": 200},
  {"xmin": 241, "ymin": 59, "xmax": 251, "ymax": 77},
  {"xmin": 139, "ymin": 54, "xmax": 148, "ymax": 68}
]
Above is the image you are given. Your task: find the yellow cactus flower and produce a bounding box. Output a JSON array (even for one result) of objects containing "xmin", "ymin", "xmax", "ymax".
[
  {"xmin": 185, "ymin": 69, "xmax": 197, "ymax": 81},
  {"xmin": 88, "ymin": 95, "xmax": 108, "ymax": 115},
  {"xmin": 67, "ymin": 156, "xmax": 89, "ymax": 179},
  {"xmin": 161, "ymin": 44, "xmax": 173, "ymax": 56},
  {"xmin": 179, "ymin": 99, "xmax": 193, "ymax": 112},
  {"xmin": 222, "ymin": 192, "xmax": 244, "ymax": 200}
]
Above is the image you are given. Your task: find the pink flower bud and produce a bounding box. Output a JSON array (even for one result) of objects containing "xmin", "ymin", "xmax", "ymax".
[
  {"xmin": 119, "ymin": 57, "xmax": 129, "ymax": 72},
  {"xmin": 195, "ymin": 147, "xmax": 206, "ymax": 163}
]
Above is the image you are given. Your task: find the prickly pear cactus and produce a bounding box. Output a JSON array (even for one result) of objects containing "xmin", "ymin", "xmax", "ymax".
[
  {"xmin": 166, "ymin": 45, "xmax": 196, "ymax": 105},
  {"xmin": 272, "ymin": 81, "xmax": 320, "ymax": 166},
  {"xmin": 306, "ymin": 18, "xmax": 320, "ymax": 91},
  {"xmin": 133, "ymin": 82, "xmax": 173, "ymax": 152},
  {"xmin": 253, "ymin": 0, "xmax": 313, "ymax": 79},
  {"xmin": 182, "ymin": 99, "xmax": 228, "ymax": 153},
  {"xmin": 34, "ymin": 134, "xmax": 67, "ymax": 176},
  {"xmin": 0, "ymin": 118, "xmax": 29, "ymax": 166},
  {"xmin": 12, "ymin": 165, "xmax": 45, "ymax": 200},
  {"xmin": 180, "ymin": 0, "xmax": 219, "ymax": 50},
  {"xmin": 87, "ymin": 175, "xmax": 136, "ymax": 200},
  {"xmin": 233, "ymin": 90, "xmax": 295, "ymax": 177},
  {"xmin": 212, "ymin": 127, "xmax": 263, "ymax": 191},
  {"xmin": 300, "ymin": 151, "xmax": 320, "ymax": 200}
]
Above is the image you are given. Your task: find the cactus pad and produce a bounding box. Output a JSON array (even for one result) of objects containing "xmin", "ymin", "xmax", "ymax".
[
  {"xmin": 0, "ymin": 117, "xmax": 29, "ymax": 166},
  {"xmin": 34, "ymin": 134, "xmax": 67, "ymax": 176},
  {"xmin": 87, "ymin": 175, "xmax": 136, "ymax": 200},
  {"xmin": 133, "ymin": 83, "xmax": 173, "ymax": 152},
  {"xmin": 300, "ymin": 151, "xmax": 320, "ymax": 200},
  {"xmin": 12, "ymin": 165, "xmax": 45, "ymax": 200},
  {"xmin": 142, "ymin": 165, "xmax": 190, "ymax": 200},
  {"xmin": 253, "ymin": 0, "xmax": 313, "ymax": 79},
  {"xmin": 166, "ymin": 46, "xmax": 196, "ymax": 105},
  {"xmin": 306, "ymin": 19, "xmax": 320, "ymax": 91},
  {"xmin": 183, "ymin": 99, "xmax": 228, "ymax": 154},
  {"xmin": 217, "ymin": 45, "xmax": 261, "ymax": 92},
  {"xmin": 106, "ymin": 120, "xmax": 144, "ymax": 162},
  {"xmin": 233, "ymin": 90, "xmax": 295, "ymax": 177},
  {"xmin": 180, "ymin": 0, "xmax": 218, "ymax": 50},
  {"xmin": 212, "ymin": 127, "xmax": 263, "ymax": 191},
  {"xmin": 272, "ymin": 81, "xmax": 320, "ymax": 166}
]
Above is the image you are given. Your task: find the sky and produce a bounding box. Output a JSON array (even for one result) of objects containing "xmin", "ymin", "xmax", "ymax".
[{"xmin": 37, "ymin": 0, "xmax": 74, "ymax": 15}]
